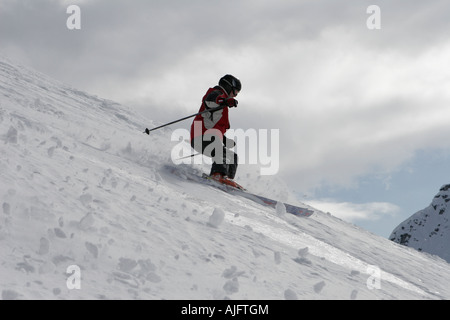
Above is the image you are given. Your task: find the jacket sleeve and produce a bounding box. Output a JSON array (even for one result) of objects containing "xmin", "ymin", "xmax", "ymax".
[{"xmin": 202, "ymin": 89, "xmax": 227, "ymax": 130}]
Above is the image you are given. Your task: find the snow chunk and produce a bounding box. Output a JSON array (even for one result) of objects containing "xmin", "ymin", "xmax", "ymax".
[
  {"xmin": 5, "ymin": 126, "xmax": 18, "ymax": 144},
  {"xmin": 298, "ymin": 247, "xmax": 309, "ymax": 257},
  {"xmin": 275, "ymin": 201, "xmax": 286, "ymax": 216},
  {"xmin": 294, "ymin": 247, "xmax": 312, "ymax": 265},
  {"xmin": 314, "ymin": 281, "xmax": 326, "ymax": 294},
  {"xmin": 85, "ymin": 242, "xmax": 98, "ymax": 258},
  {"xmin": 284, "ymin": 289, "xmax": 298, "ymax": 300},
  {"xmin": 274, "ymin": 251, "xmax": 281, "ymax": 264},
  {"xmin": 223, "ymin": 278, "xmax": 239, "ymax": 295},
  {"xmin": 208, "ymin": 208, "xmax": 225, "ymax": 228}
]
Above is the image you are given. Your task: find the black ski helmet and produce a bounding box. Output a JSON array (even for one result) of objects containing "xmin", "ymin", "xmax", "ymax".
[{"xmin": 219, "ymin": 74, "xmax": 241, "ymax": 95}]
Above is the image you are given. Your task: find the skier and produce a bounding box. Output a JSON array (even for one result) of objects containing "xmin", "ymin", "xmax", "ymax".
[{"xmin": 190, "ymin": 74, "xmax": 242, "ymax": 189}]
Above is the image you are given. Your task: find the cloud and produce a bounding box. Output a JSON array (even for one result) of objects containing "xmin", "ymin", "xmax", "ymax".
[
  {"xmin": 273, "ymin": 32, "xmax": 450, "ymax": 191},
  {"xmin": 305, "ymin": 199, "xmax": 401, "ymax": 222}
]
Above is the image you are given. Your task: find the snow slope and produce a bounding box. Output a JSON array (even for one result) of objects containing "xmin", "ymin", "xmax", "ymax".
[
  {"xmin": 1, "ymin": 56, "xmax": 450, "ymax": 300},
  {"xmin": 390, "ymin": 184, "xmax": 450, "ymax": 263}
]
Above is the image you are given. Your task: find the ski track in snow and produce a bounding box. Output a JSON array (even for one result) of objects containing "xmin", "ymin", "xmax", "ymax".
[
  {"xmin": 229, "ymin": 214, "xmax": 429, "ymax": 297},
  {"xmin": 167, "ymin": 173, "xmax": 441, "ymax": 299},
  {"xmin": 169, "ymin": 174, "xmax": 431, "ymax": 298}
]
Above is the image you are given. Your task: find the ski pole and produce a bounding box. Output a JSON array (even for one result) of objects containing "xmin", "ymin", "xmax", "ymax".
[
  {"xmin": 144, "ymin": 105, "xmax": 226, "ymax": 135},
  {"xmin": 175, "ymin": 153, "xmax": 202, "ymax": 161}
]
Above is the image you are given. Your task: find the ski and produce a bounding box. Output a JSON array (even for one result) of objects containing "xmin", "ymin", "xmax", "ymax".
[
  {"xmin": 165, "ymin": 165, "xmax": 313, "ymax": 217},
  {"xmin": 233, "ymin": 190, "xmax": 314, "ymax": 217},
  {"xmin": 201, "ymin": 173, "xmax": 313, "ymax": 216},
  {"xmin": 201, "ymin": 173, "xmax": 246, "ymax": 191}
]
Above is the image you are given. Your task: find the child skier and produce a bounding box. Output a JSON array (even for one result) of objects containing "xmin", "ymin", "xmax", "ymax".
[{"xmin": 190, "ymin": 74, "xmax": 242, "ymax": 189}]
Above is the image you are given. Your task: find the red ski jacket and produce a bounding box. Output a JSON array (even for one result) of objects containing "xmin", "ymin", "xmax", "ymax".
[{"xmin": 190, "ymin": 86, "xmax": 230, "ymax": 142}]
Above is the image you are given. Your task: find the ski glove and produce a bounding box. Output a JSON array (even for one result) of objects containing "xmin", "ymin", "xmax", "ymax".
[{"xmin": 223, "ymin": 98, "xmax": 238, "ymax": 108}]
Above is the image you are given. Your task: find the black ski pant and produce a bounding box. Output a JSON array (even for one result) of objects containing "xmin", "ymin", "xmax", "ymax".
[{"xmin": 191, "ymin": 136, "xmax": 238, "ymax": 179}]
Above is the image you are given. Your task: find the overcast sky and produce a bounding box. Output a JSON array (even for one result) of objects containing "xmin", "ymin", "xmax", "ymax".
[{"xmin": 2, "ymin": 0, "xmax": 450, "ymax": 237}]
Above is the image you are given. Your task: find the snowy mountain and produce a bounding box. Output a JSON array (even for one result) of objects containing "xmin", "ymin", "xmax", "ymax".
[
  {"xmin": 2, "ymin": 56, "xmax": 450, "ymax": 302},
  {"xmin": 390, "ymin": 184, "xmax": 450, "ymax": 263}
]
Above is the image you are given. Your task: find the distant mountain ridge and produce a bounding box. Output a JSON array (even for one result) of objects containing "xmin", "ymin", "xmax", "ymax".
[{"xmin": 390, "ymin": 184, "xmax": 450, "ymax": 262}]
